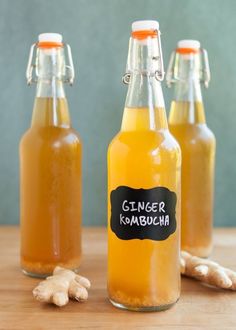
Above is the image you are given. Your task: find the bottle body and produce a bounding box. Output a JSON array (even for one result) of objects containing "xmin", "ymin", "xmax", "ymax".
[
  {"xmin": 169, "ymin": 101, "xmax": 215, "ymax": 257},
  {"xmin": 108, "ymin": 106, "xmax": 181, "ymax": 310},
  {"xmin": 20, "ymin": 97, "xmax": 82, "ymax": 276}
]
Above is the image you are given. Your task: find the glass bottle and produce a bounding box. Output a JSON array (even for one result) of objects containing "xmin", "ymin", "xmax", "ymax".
[
  {"xmin": 167, "ymin": 39, "xmax": 216, "ymax": 257},
  {"xmin": 20, "ymin": 33, "xmax": 82, "ymax": 277},
  {"xmin": 107, "ymin": 21, "xmax": 181, "ymax": 311}
]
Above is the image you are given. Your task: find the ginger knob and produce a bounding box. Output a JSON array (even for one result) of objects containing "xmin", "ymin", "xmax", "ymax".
[
  {"xmin": 181, "ymin": 251, "xmax": 236, "ymax": 290},
  {"xmin": 33, "ymin": 266, "xmax": 91, "ymax": 307}
]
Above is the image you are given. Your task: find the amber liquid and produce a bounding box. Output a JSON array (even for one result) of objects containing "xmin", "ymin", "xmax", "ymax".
[
  {"xmin": 20, "ymin": 97, "xmax": 82, "ymax": 276},
  {"xmin": 108, "ymin": 107, "xmax": 181, "ymax": 310},
  {"xmin": 169, "ymin": 101, "xmax": 215, "ymax": 257}
]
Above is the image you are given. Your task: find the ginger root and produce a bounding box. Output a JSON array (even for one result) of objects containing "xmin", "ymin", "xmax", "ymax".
[
  {"xmin": 181, "ymin": 251, "xmax": 236, "ymax": 290},
  {"xmin": 33, "ymin": 266, "xmax": 91, "ymax": 306}
]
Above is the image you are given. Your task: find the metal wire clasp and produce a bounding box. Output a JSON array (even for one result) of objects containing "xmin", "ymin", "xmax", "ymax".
[
  {"xmin": 26, "ymin": 43, "xmax": 75, "ymax": 86},
  {"xmin": 200, "ymin": 48, "xmax": 210, "ymax": 88},
  {"xmin": 26, "ymin": 43, "xmax": 37, "ymax": 85},
  {"xmin": 166, "ymin": 48, "xmax": 211, "ymax": 88},
  {"xmin": 63, "ymin": 44, "xmax": 75, "ymax": 86},
  {"xmin": 122, "ymin": 30, "xmax": 165, "ymax": 84},
  {"xmin": 155, "ymin": 30, "xmax": 165, "ymax": 82}
]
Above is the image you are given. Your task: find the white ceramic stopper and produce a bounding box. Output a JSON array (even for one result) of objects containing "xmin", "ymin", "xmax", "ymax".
[
  {"xmin": 132, "ymin": 20, "xmax": 159, "ymax": 31},
  {"xmin": 38, "ymin": 33, "xmax": 63, "ymax": 43},
  {"xmin": 177, "ymin": 39, "xmax": 200, "ymax": 49}
]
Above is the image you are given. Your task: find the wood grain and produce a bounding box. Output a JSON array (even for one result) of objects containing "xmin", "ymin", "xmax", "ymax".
[{"xmin": 0, "ymin": 227, "xmax": 235, "ymax": 330}]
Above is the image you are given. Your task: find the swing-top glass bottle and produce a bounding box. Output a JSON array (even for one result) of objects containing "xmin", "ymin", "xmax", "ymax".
[
  {"xmin": 166, "ymin": 40, "xmax": 216, "ymax": 257},
  {"xmin": 107, "ymin": 21, "xmax": 181, "ymax": 311},
  {"xmin": 20, "ymin": 33, "xmax": 82, "ymax": 277}
]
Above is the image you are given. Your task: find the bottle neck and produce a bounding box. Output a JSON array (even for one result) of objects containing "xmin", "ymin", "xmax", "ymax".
[
  {"xmin": 31, "ymin": 47, "xmax": 70, "ymax": 128},
  {"xmin": 36, "ymin": 78, "xmax": 65, "ymax": 98},
  {"xmin": 121, "ymin": 36, "xmax": 167, "ymax": 131},
  {"xmin": 174, "ymin": 55, "xmax": 203, "ymax": 102},
  {"xmin": 170, "ymin": 54, "xmax": 206, "ymax": 124}
]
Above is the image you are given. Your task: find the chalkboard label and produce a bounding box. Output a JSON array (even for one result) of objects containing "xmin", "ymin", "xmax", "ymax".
[{"xmin": 110, "ymin": 186, "xmax": 177, "ymax": 241}]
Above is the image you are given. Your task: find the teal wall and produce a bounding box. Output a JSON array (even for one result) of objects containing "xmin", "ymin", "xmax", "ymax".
[{"xmin": 0, "ymin": 0, "xmax": 235, "ymax": 226}]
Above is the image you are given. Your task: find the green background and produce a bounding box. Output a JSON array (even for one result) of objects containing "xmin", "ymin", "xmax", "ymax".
[{"xmin": 0, "ymin": 0, "xmax": 235, "ymax": 226}]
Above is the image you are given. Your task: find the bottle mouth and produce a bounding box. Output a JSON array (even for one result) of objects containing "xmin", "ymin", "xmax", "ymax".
[
  {"xmin": 131, "ymin": 20, "xmax": 159, "ymax": 40},
  {"xmin": 37, "ymin": 33, "xmax": 63, "ymax": 48}
]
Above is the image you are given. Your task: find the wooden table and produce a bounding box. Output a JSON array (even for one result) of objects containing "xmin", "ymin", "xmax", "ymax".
[{"xmin": 0, "ymin": 227, "xmax": 235, "ymax": 329}]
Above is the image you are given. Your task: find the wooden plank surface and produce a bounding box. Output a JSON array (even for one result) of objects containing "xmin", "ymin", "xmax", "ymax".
[{"xmin": 0, "ymin": 227, "xmax": 235, "ymax": 330}]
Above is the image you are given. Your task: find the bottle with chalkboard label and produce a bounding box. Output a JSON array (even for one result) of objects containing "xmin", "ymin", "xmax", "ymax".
[
  {"xmin": 20, "ymin": 33, "xmax": 82, "ymax": 277},
  {"xmin": 107, "ymin": 21, "xmax": 181, "ymax": 311},
  {"xmin": 166, "ymin": 40, "xmax": 216, "ymax": 257}
]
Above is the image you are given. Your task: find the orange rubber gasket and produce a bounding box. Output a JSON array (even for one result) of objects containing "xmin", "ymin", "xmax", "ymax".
[
  {"xmin": 176, "ymin": 47, "xmax": 199, "ymax": 54},
  {"xmin": 132, "ymin": 30, "xmax": 158, "ymax": 40},
  {"xmin": 37, "ymin": 41, "xmax": 63, "ymax": 48}
]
